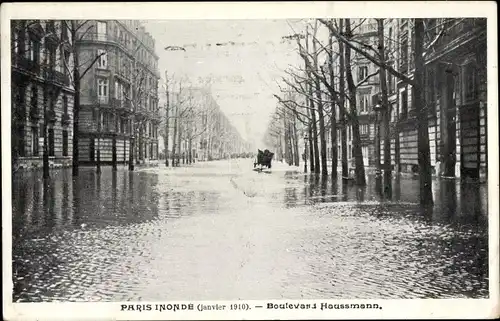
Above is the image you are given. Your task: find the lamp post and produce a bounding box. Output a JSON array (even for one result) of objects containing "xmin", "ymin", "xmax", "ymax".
[{"xmin": 304, "ymin": 133, "xmax": 309, "ymax": 173}]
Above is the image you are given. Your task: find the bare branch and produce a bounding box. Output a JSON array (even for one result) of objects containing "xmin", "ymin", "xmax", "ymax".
[
  {"xmin": 355, "ymin": 68, "xmax": 380, "ymax": 88},
  {"xmin": 318, "ymin": 18, "xmax": 415, "ymax": 86},
  {"xmin": 79, "ymin": 51, "xmax": 106, "ymax": 80}
]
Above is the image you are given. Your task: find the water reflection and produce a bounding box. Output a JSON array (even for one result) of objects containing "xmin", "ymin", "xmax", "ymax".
[
  {"xmin": 11, "ymin": 162, "xmax": 488, "ymax": 301},
  {"xmin": 282, "ymin": 171, "xmax": 488, "ymax": 228}
]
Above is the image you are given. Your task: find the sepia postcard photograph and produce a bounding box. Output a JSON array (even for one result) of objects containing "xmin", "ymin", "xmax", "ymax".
[{"xmin": 1, "ymin": 1, "xmax": 498, "ymax": 320}]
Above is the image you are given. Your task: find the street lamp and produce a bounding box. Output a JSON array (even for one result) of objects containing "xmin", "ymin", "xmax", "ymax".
[{"xmin": 303, "ymin": 133, "xmax": 309, "ymax": 173}]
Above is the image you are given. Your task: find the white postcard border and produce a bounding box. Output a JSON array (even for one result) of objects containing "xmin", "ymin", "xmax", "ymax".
[{"xmin": 1, "ymin": 1, "xmax": 498, "ymax": 320}]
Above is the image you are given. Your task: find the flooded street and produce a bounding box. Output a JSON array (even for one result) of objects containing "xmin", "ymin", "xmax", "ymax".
[{"xmin": 11, "ymin": 159, "xmax": 488, "ymax": 302}]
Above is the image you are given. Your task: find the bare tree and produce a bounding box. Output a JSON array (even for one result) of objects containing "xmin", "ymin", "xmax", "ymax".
[{"xmin": 59, "ymin": 20, "xmax": 107, "ymax": 177}]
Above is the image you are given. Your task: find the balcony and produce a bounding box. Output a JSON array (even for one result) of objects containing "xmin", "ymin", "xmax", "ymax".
[
  {"xmin": 16, "ymin": 57, "xmax": 41, "ymax": 74},
  {"xmin": 44, "ymin": 66, "xmax": 70, "ymax": 86}
]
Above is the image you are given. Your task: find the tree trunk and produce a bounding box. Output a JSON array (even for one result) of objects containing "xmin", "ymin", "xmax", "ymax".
[
  {"xmin": 43, "ymin": 91, "xmax": 49, "ymax": 179},
  {"xmin": 329, "ymin": 25, "xmax": 338, "ymax": 178},
  {"xmin": 293, "ymin": 115, "xmax": 300, "ymax": 166},
  {"xmin": 283, "ymin": 111, "xmax": 290, "ymax": 164},
  {"xmin": 188, "ymin": 138, "xmax": 192, "ymax": 164},
  {"xmin": 164, "ymin": 100, "xmax": 170, "ymax": 166},
  {"xmin": 305, "ymin": 28, "xmax": 320, "ymax": 173},
  {"xmin": 128, "ymin": 120, "xmax": 135, "ymax": 171},
  {"xmin": 306, "ymin": 111, "xmax": 315, "ymax": 172},
  {"xmin": 414, "ymin": 19, "xmax": 434, "ymax": 206},
  {"xmin": 72, "ymin": 51, "xmax": 80, "ymax": 177},
  {"xmin": 96, "ymin": 109, "xmax": 101, "ymax": 173},
  {"xmin": 309, "ymin": 86, "xmax": 320, "ymax": 173},
  {"xmin": 287, "ymin": 123, "xmax": 294, "ymax": 166},
  {"xmin": 171, "ymin": 105, "xmax": 178, "ymax": 167},
  {"xmin": 312, "ymin": 22, "xmax": 328, "ymax": 176},
  {"xmin": 345, "ymin": 19, "xmax": 366, "ymax": 186},
  {"xmin": 339, "ymin": 19, "xmax": 348, "ymax": 180},
  {"xmin": 164, "ymin": 71, "xmax": 170, "ymax": 167},
  {"xmin": 112, "ymin": 111, "xmax": 117, "ymax": 171},
  {"xmin": 378, "ymin": 19, "xmax": 392, "ymax": 197},
  {"xmin": 177, "ymin": 121, "xmax": 182, "ymax": 166}
]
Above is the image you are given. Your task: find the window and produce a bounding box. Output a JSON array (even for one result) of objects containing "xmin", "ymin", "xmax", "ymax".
[
  {"xmin": 31, "ymin": 126, "xmax": 38, "ymax": 156},
  {"xmin": 62, "ymin": 130, "xmax": 68, "ymax": 156},
  {"xmin": 425, "ymin": 68, "xmax": 436, "ymax": 114},
  {"xmin": 13, "ymin": 30, "xmax": 19, "ymax": 54},
  {"xmin": 360, "ymin": 124, "xmax": 369, "ymax": 135},
  {"xmin": 61, "ymin": 22, "xmax": 68, "ymax": 40},
  {"xmin": 114, "ymin": 80, "xmax": 119, "ymax": 99},
  {"xmin": 16, "ymin": 125, "xmax": 25, "ymax": 157},
  {"xmin": 391, "ymin": 102, "xmax": 397, "ymax": 122},
  {"xmin": 358, "ymin": 66, "xmax": 368, "ymax": 82},
  {"xmin": 388, "ymin": 27, "xmax": 393, "ymax": 52},
  {"xmin": 48, "ymin": 128, "xmax": 55, "ymax": 156},
  {"xmin": 28, "ymin": 39, "xmax": 40, "ymax": 63},
  {"xmin": 400, "ymin": 33, "xmax": 408, "ymax": 71},
  {"xmin": 359, "ymin": 95, "xmax": 370, "ymax": 113},
  {"xmin": 464, "ymin": 63, "xmax": 477, "ymax": 102},
  {"xmin": 63, "ymin": 95, "xmax": 68, "ymax": 115},
  {"xmin": 63, "ymin": 50, "xmax": 70, "ymax": 74},
  {"xmin": 30, "ymin": 85, "xmax": 38, "ymax": 110},
  {"xmin": 401, "ymin": 89, "xmax": 408, "ymax": 119},
  {"xmin": 362, "ymin": 146, "xmax": 368, "ymax": 161},
  {"xmin": 47, "ymin": 92, "xmax": 54, "ymax": 112},
  {"xmin": 46, "ymin": 43, "xmax": 56, "ymax": 68},
  {"xmin": 97, "ymin": 21, "xmax": 107, "ymax": 41},
  {"xmin": 98, "ymin": 78, "xmax": 109, "ymax": 102},
  {"xmin": 97, "ymin": 49, "xmax": 107, "ymax": 69}
]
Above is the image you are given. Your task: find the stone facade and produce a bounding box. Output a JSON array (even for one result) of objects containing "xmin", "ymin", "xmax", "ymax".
[
  {"xmin": 11, "ymin": 20, "xmax": 75, "ymax": 171},
  {"xmin": 328, "ymin": 18, "xmax": 487, "ymax": 182},
  {"xmin": 76, "ymin": 20, "xmax": 160, "ymax": 165},
  {"xmin": 394, "ymin": 18, "xmax": 487, "ymax": 180}
]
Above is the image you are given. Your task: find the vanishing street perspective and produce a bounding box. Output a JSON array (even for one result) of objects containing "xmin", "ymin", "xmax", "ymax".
[{"xmin": 10, "ymin": 19, "xmax": 488, "ymax": 301}]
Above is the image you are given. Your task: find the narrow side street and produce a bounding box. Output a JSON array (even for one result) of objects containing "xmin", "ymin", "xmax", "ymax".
[{"xmin": 12, "ymin": 159, "xmax": 488, "ymax": 301}]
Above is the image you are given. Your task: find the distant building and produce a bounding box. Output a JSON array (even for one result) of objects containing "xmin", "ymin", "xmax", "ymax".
[
  {"xmin": 76, "ymin": 20, "xmax": 161, "ymax": 166},
  {"xmin": 170, "ymin": 87, "xmax": 250, "ymax": 162},
  {"xmin": 11, "ymin": 20, "xmax": 75, "ymax": 170}
]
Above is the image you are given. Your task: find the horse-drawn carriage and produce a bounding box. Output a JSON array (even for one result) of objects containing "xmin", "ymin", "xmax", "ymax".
[{"xmin": 254, "ymin": 149, "xmax": 274, "ymax": 169}]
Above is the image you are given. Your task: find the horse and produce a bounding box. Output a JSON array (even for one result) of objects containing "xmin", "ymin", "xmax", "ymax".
[{"xmin": 254, "ymin": 149, "xmax": 274, "ymax": 169}]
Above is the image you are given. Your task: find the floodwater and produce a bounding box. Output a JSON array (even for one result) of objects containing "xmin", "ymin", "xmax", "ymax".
[{"xmin": 11, "ymin": 159, "xmax": 488, "ymax": 301}]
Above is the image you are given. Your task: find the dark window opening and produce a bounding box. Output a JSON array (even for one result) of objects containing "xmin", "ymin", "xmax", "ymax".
[
  {"xmin": 63, "ymin": 95, "xmax": 68, "ymax": 114},
  {"xmin": 17, "ymin": 125, "xmax": 26, "ymax": 157},
  {"xmin": 48, "ymin": 128, "xmax": 55, "ymax": 156},
  {"xmin": 401, "ymin": 90, "xmax": 408, "ymax": 119},
  {"xmin": 32, "ymin": 126, "xmax": 38, "ymax": 156},
  {"xmin": 62, "ymin": 130, "xmax": 68, "ymax": 156}
]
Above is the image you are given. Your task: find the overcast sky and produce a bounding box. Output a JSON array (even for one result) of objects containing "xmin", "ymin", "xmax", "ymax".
[{"xmin": 142, "ymin": 19, "xmax": 308, "ymax": 148}]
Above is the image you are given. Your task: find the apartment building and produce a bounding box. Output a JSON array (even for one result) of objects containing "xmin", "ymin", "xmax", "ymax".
[
  {"xmin": 76, "ymin": 20, "xmax": 160, "ymax": 166},
  {"xmin": 394, "ymin": 18, "xmax": 487, "ymax": 180},
  {"xmin": 328, "ymin": 18, "xmax": 487, "ymax": 180},
  {"xmin": 11, "ymin": 20, "xmax": 75, "ymax": 170}
]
